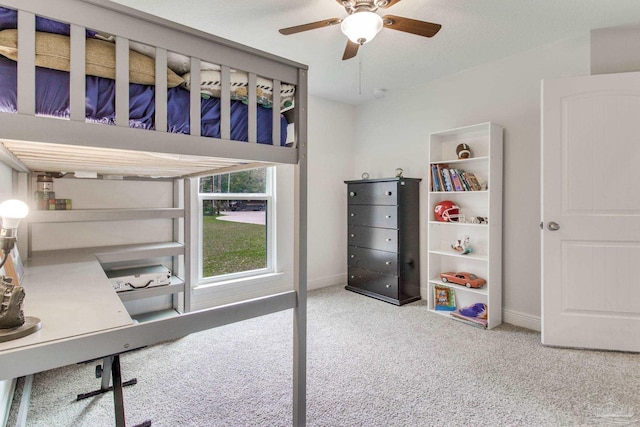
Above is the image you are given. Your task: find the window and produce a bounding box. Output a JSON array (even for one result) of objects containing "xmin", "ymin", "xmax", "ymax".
[{"xmin": 198, "ymin": 167, "xmax": 273, "ymax": 281}]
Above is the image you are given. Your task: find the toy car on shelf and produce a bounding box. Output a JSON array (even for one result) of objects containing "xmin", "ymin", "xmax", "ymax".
[{"xmin": 439, "ymin": 272, "xmax": 486, "ymax": 288}]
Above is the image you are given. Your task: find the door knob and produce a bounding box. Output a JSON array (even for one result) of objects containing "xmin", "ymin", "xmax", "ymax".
[{"xmin": 548, "ymin": 222, "xmax": 560, "ymax": 231}]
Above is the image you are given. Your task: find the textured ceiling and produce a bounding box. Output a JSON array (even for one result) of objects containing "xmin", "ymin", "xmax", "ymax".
[{"xmin": 110, "ymin": 0, "xmax": 640, "ymax": 105}]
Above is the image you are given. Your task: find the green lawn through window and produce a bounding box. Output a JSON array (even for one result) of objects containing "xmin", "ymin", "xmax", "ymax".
[{"xmin": 202, "ymin": 215, "xmax": 267, "ymax": 277}]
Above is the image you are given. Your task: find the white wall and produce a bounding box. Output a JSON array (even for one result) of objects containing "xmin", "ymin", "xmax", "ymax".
[
  {"xmin": 591, "ymin": 24, "xmax": 640, "ymax": 75},
  {"xmin": 350, "ymin": 35, "xmax": 591, "ymax": 329},
  {"xmin": 307, "ymin": 96, "xmax": 356, "ymax": 290},
  {"xmin": 0, "ymin": 162, "xmax": 12, "ymax": 202},
  {"xmin": 30, "ymin": 178, "xmax": 175, "ymax": 251}
]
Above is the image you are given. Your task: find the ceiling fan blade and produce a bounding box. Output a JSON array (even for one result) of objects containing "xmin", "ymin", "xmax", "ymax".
[
  {"xmin": 377, "ymin": 0, "xmax": 402, "ymax": 8},
  {"xmin": 342, "ymin": 40, "xmax": 359, "ymax": 60},
  {"xmin": 279, "ymin": 18, "xmax": 342, "ymax": 35},
  {"xmin": 382, "ymin": 15, "xmax": 441, "ymax": 38}
]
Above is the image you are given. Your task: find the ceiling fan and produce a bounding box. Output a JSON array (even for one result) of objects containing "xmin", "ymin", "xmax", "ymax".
[{"xmin": 278, "ymin": 0, "xmax": 442, "ymax": 60}]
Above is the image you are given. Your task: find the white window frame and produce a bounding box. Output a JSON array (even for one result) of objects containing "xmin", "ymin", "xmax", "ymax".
[{"xmin": 196, "ymin": 167, "xmax": 275, "ymax": 286}]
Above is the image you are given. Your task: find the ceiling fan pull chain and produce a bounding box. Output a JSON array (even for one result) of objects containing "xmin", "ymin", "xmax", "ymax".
[{"xmin": 358, "ymin": 48, "xmax": 363, "ymax": 95}]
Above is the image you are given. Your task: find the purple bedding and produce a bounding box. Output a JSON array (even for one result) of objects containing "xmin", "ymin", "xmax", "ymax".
[{"xmin": 0, "ymin": 8, "xmax": 288, "ymax": 146}]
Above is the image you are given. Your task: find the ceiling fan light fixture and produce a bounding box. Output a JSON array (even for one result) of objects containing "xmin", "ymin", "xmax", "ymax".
[{"xmin": 340, "ymin": 11, "xmax": 383, "ymax": 45}]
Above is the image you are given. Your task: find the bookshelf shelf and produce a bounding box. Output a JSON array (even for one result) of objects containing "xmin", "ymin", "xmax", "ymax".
[
  {"xmin": 426, "ymin": 122, "xmax": 503, "ymax": 329},
  {"xmin": 428, "ymin": 250, "xmax": 489, "ymax": 262},
  {"xmin": 427, "ymin": 279, "xmax": 488, "ymax": 296}
]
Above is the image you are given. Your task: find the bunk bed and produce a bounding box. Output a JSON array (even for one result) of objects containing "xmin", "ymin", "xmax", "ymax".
[{"xmin": 0, "ymin": 0, "xmax": 308, "ymax": 425}]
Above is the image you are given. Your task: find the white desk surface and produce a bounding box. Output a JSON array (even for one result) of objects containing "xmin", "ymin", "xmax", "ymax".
[{"xmin": 0, "ymin": 248, "xmax": 133, "ymax": 353}]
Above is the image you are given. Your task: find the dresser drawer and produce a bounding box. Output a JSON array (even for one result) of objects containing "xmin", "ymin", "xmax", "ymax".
[
  {"xmin": 347, "ymin": 182, "xmax": 398, "ymax": 205},
  {"xmin": 348, "ymin": 266, "xmax": 398, "ymax": 300},
  {"xmin": 348, "ymin": 246, "xmax": 398, "ymax": 275},
  {"xmin": 348, "ymin": 205, "xmax": 398, "ymax": 229},
  {"xmin": 348, "ymin": 225, "xmax": 398, "ymax": 252}
]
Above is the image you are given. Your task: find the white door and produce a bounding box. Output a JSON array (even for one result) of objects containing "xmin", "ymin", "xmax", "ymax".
[{"xmin": 541, "ymin": 71, "xmax": 640, "ymax": 352}]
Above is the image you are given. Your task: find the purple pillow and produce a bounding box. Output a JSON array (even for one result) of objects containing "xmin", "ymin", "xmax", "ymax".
[{"xmin": 0, "ymin": 7, "xmax": 97, "ymax": 37}]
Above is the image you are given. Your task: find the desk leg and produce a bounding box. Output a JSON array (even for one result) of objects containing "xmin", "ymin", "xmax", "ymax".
[
  {"xmin": 76, "ymin": 355, "xmax": 150, "ymax": 426},
  {"xmin": 112, "ymin": 355, "xmax": 126, "ymax": 427},
  {"xmin": 76, "ymin": 357, "xmax": 137, "ymax": 401},
  {"xmin": 111, "ymin": 355, "xmax": 152, "ymax": 427},
  {"xmin": 101, "ymin": 355, "xmax": 114, "ymax": 390}
]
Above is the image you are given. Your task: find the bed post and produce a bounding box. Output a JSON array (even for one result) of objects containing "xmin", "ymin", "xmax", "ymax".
[{"xmin": 293, "ymin": 67, "xmax": 308, "ymax": 427}]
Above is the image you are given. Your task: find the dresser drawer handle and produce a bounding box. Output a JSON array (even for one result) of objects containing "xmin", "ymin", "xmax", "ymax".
[
  {"xmin": 385, "ymin": 191, "xmax": 393, "ymax": 196},
  {"xmin": 385, "ymin": 284, "xmax": 392, "ymax": 288},
  {"xmin": 349, "ymin": 191, "xmax": 356, "ymax": 197},
  {"xmin": 350, "ymin": 213, "xmax": 355, "ymax": 217},
  {"xmin": 385, "ymin": 261, "xmax": 392, "ymax": 265},
  {"xmin": 385, "ymin": 215, "xmax": 392, "ymax": 219},
  {"xmin": 350, "ymin": 275, "xmax": 356, "ymax": 279},
  {"xmin": 386, "ymin": 238, "xmax": 392, "ymax": 242},
  {"xmin": 350, "ymin": 234, "xmax": 355, "ymax": 238},
  {"xmin": 350, "ymin": 254, "xmax": 355, "ymax": 258}
]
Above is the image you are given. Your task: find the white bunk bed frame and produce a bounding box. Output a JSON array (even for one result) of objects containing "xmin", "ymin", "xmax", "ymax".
[{"xmin": 0, "ymin": 0, "xmax": 308, "ymax": 425}]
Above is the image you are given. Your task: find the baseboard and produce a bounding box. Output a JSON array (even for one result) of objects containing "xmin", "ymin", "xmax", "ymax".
[
  {"xmin": 503, "ymin": 308, "xmax": 541, "ymax": 332},
  {"xmin": 308, "ymin": 274, "xmax": 346, "ymax": 291}
]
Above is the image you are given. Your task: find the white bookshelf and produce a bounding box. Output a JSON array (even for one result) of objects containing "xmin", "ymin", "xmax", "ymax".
[{"xmin": 426, "ymin": 122, "xmax": 503, "ymax": 329}]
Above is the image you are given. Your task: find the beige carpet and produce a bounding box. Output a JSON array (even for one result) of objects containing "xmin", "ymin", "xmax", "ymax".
[{"xmin": 8, "ymin": 285, "xmax": 640, "ymax": 426}]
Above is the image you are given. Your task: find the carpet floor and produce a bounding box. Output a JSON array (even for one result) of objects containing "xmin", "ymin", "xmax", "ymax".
[{"xmin": 8, "ymin": 284, "xmax": 640, "ymax": 426}]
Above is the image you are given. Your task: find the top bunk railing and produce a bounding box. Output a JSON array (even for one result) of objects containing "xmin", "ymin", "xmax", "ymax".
[{"xmin": 0, "ymin": 0, "xmax": 308, "ymax": 168}]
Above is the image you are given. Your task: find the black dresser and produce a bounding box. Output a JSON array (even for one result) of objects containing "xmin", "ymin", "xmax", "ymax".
[{"xmin": 345, "ymin": 177, "xmax": 421, "ymax": 305}]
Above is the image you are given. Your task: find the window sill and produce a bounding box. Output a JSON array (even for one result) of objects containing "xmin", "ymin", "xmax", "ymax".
[
  {"xmin": 190, "ymin": 272, "xmax": 289, "ymax": 311},
  {"xmin": 193, "ymin": 272, "xmax": 285, "ymax": 294}
]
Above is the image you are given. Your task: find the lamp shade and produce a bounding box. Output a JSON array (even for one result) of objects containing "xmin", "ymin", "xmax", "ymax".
[
  {"xmin": 340, "ymin": 11, "xmax": 383, "ymax": 45},
  {"xmin": 0, "ymin": 199, "xmax": 29, "ymax": 229}
]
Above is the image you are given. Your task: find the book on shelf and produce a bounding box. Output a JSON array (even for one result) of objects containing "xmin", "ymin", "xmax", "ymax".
[
  {"xmin": 457, "ymin": 170, "xmax": 472, "ymax": 191},
  {"xmin": 450, "ymin": 303, "xmax": 488, "ymax": 328},
  {"xmin": 449, "ymin": 169, "xmax": 464, "ymax": 191},
  {"xmin": 434, "ymin": 285, "xmax": 456, "ymax": 311},
  {"xmin": 430, "ymin": 164, "xmax": 483, "ymax": 192},
  {"xmin": 463, "ymin": 172, "xmax": 482, "ymax": 191},
  {"xmin": 441, "ymin": 168, "xmax": 454, "ymax": 192},
  {"xmin": 435, "ymin": 164, "xmax": 446, "ymax": 192},
  {"xmin": 430, "ymin": 164, "xmax": 441, "ymax": 192}
]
